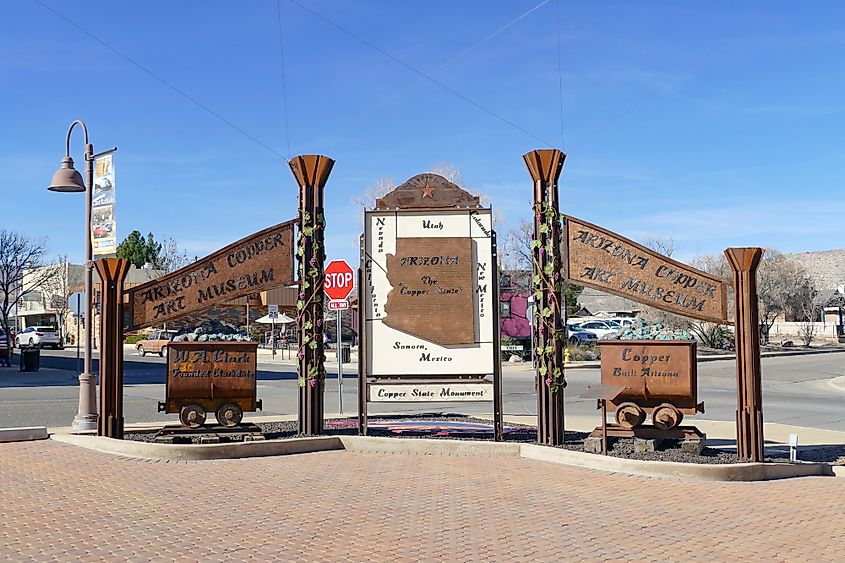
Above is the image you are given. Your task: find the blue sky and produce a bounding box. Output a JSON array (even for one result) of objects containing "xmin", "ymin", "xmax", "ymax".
[{"xmin": 3, "ymin": 1, "xmax": 845, "ymax": 266}]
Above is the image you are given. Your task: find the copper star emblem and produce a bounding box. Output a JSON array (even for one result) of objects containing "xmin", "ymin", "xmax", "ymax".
[{"xmin": 421, "ymin": 186, "xmax": 435, "ymax": 199}]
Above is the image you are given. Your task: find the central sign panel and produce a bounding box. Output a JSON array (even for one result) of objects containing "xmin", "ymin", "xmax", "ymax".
[
  {"xmin": 563, "ymin": 215, "xmax": 730, "ymax": 324},
  {"xmin": 127, "ymin": 220, "xmax": 295, "ymax": 330},
  {"xmin": 364, "ymin": 208, "xmax": 495, "ymax": 377}
]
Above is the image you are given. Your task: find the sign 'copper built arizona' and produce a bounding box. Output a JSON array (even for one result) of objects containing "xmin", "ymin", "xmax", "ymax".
[
  {"xmin": 563, "ymin": 215, "xmax": 730, "ymax": 324},
  {"xmin": 599, "ymin": 340, "xmax": 697, "ymax": 402},
  {"xmin": 127, "ymin": 221, "xmax": 295, "ymax": 330}
]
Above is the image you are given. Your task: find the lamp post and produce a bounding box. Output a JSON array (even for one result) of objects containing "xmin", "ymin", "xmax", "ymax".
[{"xmin": 47, "ymin": 120, "xmax": 98, "ymax": 432}]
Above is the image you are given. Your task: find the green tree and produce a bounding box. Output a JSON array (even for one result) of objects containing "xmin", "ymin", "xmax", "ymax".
[{"xmin": 116, "ymin": 231, "xmax": 161, "ymax": 269}]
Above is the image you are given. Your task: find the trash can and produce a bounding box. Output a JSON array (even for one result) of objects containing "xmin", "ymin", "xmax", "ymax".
[
  {"xmin": 20, "ymin": 346, "xmax": 40, "ymax": 372},
  {"xmin": 340, "ymin": 345, "xmax": 351, "ymax": 364}
]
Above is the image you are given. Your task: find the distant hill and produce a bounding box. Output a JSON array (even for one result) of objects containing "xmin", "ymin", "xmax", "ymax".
[{"xmin": 789, "ymin": 249, "xmax": 845, "ymax": 290}]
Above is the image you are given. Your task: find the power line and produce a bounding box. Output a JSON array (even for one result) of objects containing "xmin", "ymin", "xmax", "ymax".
[
  {"xmin": 570, "ymin": 29, "xmax": 742, "ymax": 151},
  {"xmin": 311, "ymin": 0, "xmax": 551, "ymax": 142},
  {"xmin": 555, "ymin": 0, "xmax": 565, "ymax": 150},
  {"xmin": 289, "ymin": 0, "xmax": 554, "ymax": 147},
  {"xmin": 276, "ymin": 0, "xmax": 292, "ymax": 158},
  {"xmin": 33, "ymin": 0, "xmax": 287, "ymax": 161}
]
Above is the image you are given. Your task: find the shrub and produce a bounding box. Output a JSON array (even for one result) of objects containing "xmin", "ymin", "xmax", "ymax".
[
  {"xmin": 124, "ymin": 334, "xmax": 146, "ymax": 345},
  {"xmin": 567, "ymin": 343, "xmax": 599, "ymax": 361}
]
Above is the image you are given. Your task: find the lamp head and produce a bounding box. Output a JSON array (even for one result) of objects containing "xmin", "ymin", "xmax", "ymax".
[{"xmin": 48, "ymin": 156, "xmax": 85, "ymax": 193}]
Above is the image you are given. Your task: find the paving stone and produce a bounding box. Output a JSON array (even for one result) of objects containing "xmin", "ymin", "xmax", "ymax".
[{"xmin": 0, "ymin": 440, "xmax": 843, "ymax": 560}]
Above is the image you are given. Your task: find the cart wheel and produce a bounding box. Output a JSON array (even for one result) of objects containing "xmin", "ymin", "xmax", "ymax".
[
  {"xmin": 215, "ymin": 403, "xmax": 243, "ymax": 427},
  {"xmin": 652, "ymin": 403, "xmax": 683, "ymax": 430},
  {"xmin": 614, "ymin": 402, "xmax": 646, "ymax": 429},
  {"xmin": 179, "ymin": 404, "xmax": 206, "ymax": 428}
]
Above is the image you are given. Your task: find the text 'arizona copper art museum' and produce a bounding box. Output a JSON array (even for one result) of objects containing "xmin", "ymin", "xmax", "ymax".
[{"xmin": 87, "ymin": 149, "xmax": 767, "ymax": 463}]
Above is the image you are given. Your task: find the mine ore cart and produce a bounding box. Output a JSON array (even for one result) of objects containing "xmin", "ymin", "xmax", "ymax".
[
  {"xmin": 599, "ymin": 340, "xmax": 703, "ymax": 430},
  {"xmin": 158, "ymin": 341, "xmax": 262, "ymax": 428}
]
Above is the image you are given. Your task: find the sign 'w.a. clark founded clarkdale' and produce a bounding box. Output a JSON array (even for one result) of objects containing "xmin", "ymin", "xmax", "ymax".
[
  {"xmin": 127, "ymin": 221, "xmax": 295, "ymax": 330},
  {"xmin": 563, "ymin": 215, "xmax": 731, "ymax": 324}
]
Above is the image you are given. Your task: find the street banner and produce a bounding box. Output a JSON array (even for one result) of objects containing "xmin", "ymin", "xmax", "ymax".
[{"xmin": 92, "ymin": 153, "xmax": 117, "ymax": 256}]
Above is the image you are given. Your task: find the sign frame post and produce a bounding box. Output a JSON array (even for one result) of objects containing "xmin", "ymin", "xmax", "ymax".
[
  {"xmin": 524, "ymin": 149, "xmax": 566, "ymax": 447},
  {"xmin": 94, "ymin": 257, "xmax": 131, "ymax": 439},
  {"xmin": 290, "ymin": 154, "xmax": 335, "ymax": 436},
  {"xmin": 268, "ymin": 304, "xmax": 278, "ymax": 359},
  {"xmin": 725, "ymin": 247, "xmax": 765, "ymax": 462}
]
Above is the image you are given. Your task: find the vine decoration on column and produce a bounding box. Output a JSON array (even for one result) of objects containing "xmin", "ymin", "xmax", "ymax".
[
  {"xmin": 531, "ymin": 199, "xmax": 566, "ymax": 393},
  {"xmin": 295, "ymin": 209, "xmax": 326, "ymax": 389}
]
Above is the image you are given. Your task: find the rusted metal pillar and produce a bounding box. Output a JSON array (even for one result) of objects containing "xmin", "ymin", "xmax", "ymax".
[
  {"xmin": 94, "ymin": 257, "xmax": 131, "ymax": 439},
  {"xmin": 725, "ymin": 247, "xmax": 765, "ymax": 461},
  {"xmin": 523, "ymin": 149, "xmax": 567, "ymax": 446},
  {"xmin": 289, "ymin": 154, "xmax": 334, "ymax": 435}
]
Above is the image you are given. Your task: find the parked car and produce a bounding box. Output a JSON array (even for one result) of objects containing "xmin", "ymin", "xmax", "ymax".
[
  {"xmin": 16, "ymin": 326, "xmax": 62, "ymax": 349},
  {"xmin": 135, "ymin": 330, "xmax": 177, "ymax": 357},
  {"xmin": 566, "ymin": 323, "xmax": 599, "ymax": 346},
  {"xmin": 572, "ymin": 320, "xmax": 623, "ymax": 340}
]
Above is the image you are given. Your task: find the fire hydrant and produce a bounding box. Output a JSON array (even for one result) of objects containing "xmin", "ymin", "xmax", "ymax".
[{"xmin": 564, "ymin": 347, "xmax": 571, "ymax": 363}]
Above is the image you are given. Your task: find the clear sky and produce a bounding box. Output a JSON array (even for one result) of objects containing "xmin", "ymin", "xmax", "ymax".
[{"xmin": 3, "ymin": 1, "xmax": 845, "ymax": 266}]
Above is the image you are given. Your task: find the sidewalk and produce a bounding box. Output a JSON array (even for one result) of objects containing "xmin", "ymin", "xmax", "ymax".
[{"xmin": 2, "ymin": 431, "xmax": 843, "ymax": 560}]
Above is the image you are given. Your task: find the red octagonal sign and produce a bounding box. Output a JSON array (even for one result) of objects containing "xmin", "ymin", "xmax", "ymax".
[{"xmin": 324, "ymin": 259, "xmax": 355, "ymax": 301}]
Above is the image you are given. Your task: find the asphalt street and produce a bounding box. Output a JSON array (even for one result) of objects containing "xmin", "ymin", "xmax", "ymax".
[{"xmin": 1, "ymin": 347, "xmax": 844, "ymax": 431}]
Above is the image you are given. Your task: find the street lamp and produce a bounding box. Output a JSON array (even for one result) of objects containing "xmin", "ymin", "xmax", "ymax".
[{"xmin": 48, "ymin": 120, "xmax": 97, "ymax": 432}]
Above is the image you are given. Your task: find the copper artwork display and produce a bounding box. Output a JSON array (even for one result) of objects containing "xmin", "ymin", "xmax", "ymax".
[
  {"xmin": 95, "ymin": 257, "xmax": 131, "ymax": 439},
  {"xmin": 161, "ymin": 341, "xmax": 260, "ymax": 428},
  {"xmin": 726, "ymin": 247, "xmax": 765, "ymax": 461},
  {"xmin": 563, "ymin": 215, "xmax": 730, "ymax": 325},
  {"xmin": 359, "ymin": 173, "xmax": 503, "ymax": 440},
  {"xmin": 383, "ymin": 236, "xmax": 475, "ymax": 346},
  {"xmin": 599, "ymin": 340, "xmax": 703, "ymax": 429},
  {"xmin": 127, "ymin": 221, "xmax": 296, "ymax": 330},
  {"xmin": 524, "ymin": 148, "xmax": 567, "ymax": 447}
]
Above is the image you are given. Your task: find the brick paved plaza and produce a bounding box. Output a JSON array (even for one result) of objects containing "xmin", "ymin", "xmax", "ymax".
[{"xmin": 1, "ymin": 440, "xmax": 843, "ymax": 561}]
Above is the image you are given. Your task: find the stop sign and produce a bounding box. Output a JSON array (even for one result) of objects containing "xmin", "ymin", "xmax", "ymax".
[{"xmin": 324, "ymin": 259, "xmax": 355, "ymax": 301}]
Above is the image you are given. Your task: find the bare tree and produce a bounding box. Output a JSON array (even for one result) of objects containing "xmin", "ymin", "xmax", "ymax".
[
  {"xmin": 430, "ymin": 163, "xmax": 463, "ymax": 186},
  {"xmin": 0, "ymin": 230, "xmax": 57, "ymax": 363},
  {"xmin": 640, "ymin": 234, "xmax": 675, "ymax": 258},
  {"xmin": 156, "ymin": 237, "xmax": 190, "ymax": 273},
  {"xmin": 797, "ymin": 301, "xmax": 820, "ymax": 347},
  {"xmin": 351, "ymin": 177, "xmax": 395, "ymax": 211},
  {"xmin": 502, "ymin": 218, "xmax": 533, "ymax": 273},
  {"xmin": 757, "ymin": 249, "xmax": 816, "ymax": 343},
  {"xmin": 40, "ymin": 255, "xmax": 72, "ymax": 342}
]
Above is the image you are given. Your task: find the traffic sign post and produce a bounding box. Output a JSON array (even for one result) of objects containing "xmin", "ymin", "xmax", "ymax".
[
  {"xmin": 324, "ymin": 260, "xmax": 354, "ymax": 415},
  {"xmin": 268, "ymin": 304, "xmax": 279, "ymax": 358}
]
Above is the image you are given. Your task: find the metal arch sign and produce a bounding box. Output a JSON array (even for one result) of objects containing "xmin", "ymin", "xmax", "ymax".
[
  {"xmin": 126, "ymin": 220, "xmax": 296, "ymax": 330},
  {"xmin": 563, "ymin": 215, "xmax": 731, "ymax": 325}
]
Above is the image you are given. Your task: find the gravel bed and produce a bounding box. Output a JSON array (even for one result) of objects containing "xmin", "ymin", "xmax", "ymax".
[{"xmin": 122, "ymin": 415, "xmax": 845, "ymax": 465}]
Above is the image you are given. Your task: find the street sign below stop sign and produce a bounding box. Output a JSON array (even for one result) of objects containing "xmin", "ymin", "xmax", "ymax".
[{"xmin": 324, "ymin": 259, "xmax": 355, "ymax": 301}]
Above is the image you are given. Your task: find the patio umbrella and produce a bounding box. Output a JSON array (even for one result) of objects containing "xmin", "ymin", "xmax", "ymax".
[{"xmin": 255, "ymin": 313, "xmax": 295, "ymax": 324}]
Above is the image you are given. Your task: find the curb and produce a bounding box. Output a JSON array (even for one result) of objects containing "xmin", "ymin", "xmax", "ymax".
[
  {"xmin": 49, "ymin": 433, "xmax": 838, "ymax": 482},
  {"xmin": 50, "ymin": 433, "xmax": 343, "ymax": 461},
  {"xmin": 0, "ymin": 427, "xmax": 48, "ymax": 443},
  {"xmin": 518, "ymin": 444, "xmax": 832, "ymax": 482}
]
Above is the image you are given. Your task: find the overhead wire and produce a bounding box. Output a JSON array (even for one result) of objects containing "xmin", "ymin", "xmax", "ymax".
[
  {"xmin": 570, "ymin": 29, "xmax": 742, "ymax": 151},
  {"xmin": 555, "ymin": 0, "xmax": 565, "ymax": 150},
  {"xmin": 32, "ymin": 0, "xmax": 288, "ymax": 161},
  {"xmin": 288, "ymin": 0, "xmax": 554, "ymax": 147},
  {"xmin": 276, "ymin": 0, "xmax": 292, "ymax": 159},
  {"xmin": 307, "ymin": 0, "xmax": 552, "ymax": 143}
]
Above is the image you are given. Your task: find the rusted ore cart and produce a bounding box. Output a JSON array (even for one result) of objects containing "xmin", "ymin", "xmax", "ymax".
[
  {"xmin": 599, "ymin": 340, "xmax": 704, "ymax": 431},
  {"xmin": 158, "ymin": 341, "xmax": 262, "ymax": 428}
]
